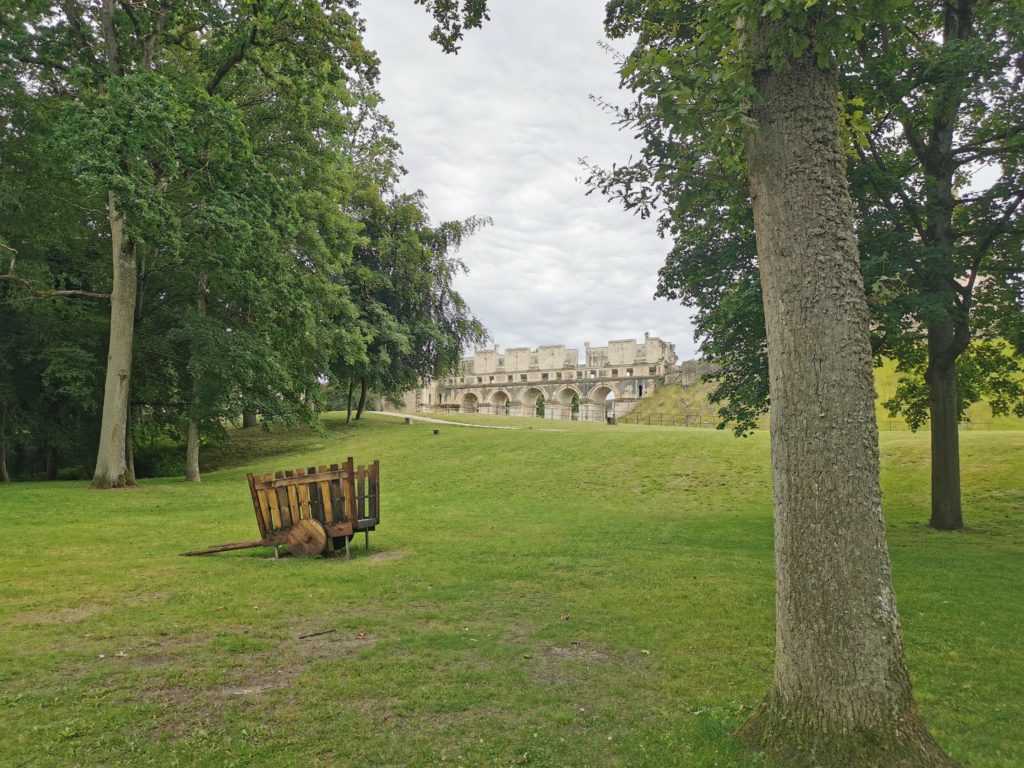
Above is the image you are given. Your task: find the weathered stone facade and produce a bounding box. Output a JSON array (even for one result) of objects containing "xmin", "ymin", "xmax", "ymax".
[{"xmin": 403, "ymin": 334, "xmax": 678, "ymax": 421}]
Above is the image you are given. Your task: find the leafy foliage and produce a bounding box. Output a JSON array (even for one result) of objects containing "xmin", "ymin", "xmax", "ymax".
[
  {"xmin": 587, "ymin": 2, "xmax": 1024, "ymax": 504},
  {"xmin": 0, "ymin": 0, "xmax": 487, "ymax": 480}
]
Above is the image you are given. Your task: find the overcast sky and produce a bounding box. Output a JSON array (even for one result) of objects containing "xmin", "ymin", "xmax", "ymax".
[{"xmin": 358, "ymin": 1, "xmax": 699, "ymax": 360}]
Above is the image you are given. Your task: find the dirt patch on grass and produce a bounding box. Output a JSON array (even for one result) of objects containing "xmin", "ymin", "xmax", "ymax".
[
  {"xmin": 139, "ymin": 629, "xmax": 378, "ymax": 740},
  {"xmin": 525, "ymin": 640, "xmax": 616, "ymax": 686},
  {"xmin": 11, "ymin": 605, "xmax": 98, "ymax": 625},
  {"xmin": 284, "ymin": 629, "xmax": 378, "ymax": 655},
  {"xmin": 362, "ymin": 548, "xmax": 405, "ymax": 564},
  {"xmin": 541, "ymin": 640, "xmax": 611, "ymax": 663}
]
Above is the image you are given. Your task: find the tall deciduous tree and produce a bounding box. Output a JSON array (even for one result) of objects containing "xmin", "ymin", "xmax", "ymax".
[
  {"xmin": 0, "ymin": 58, "xmax": 109, "ymax": 482},
  {"xmin": 734, "ymin": 11, "xmax": 955, "ymax": 763},
  {"xmin": 336, "ymin": 188, "xmax": 488, "ymax": 418},
  {"xmin": 8, "ymin": 1, "xmax": 379, "ymax": 487},
  {"xmin": 595, "ymin": 0, "xmax": 1024, "ymax": 530},
  {"xmin": 416, "ymin": 0, "xmax": 959, "ymax": 763}
]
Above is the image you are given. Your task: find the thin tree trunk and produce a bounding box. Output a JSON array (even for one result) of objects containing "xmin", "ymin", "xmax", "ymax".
[
  {"xmin": 242, "ymin": 410, "xmax": 258, "ymax": 428},
  {"xmin": 346, "ymin": 379, "xmax": 355, "ymax": 424},
  {"xmin": 45, "ymin": 443, "xmax": 56, "ymax": 481},
  {"xmin": 926, "ymin": 323, "xmax": 963, "ymax": 530},
  {"xmin": 186, "ymin": 274, "xmax": 207, "ymax": 483},
  {"xmin": 735, "ymin": 15, "xmax": 957, "ymax": 767},
  {"xmin": 355, "ymin": 378, "xmax": 369, "ymax": 420},
  {"xmin": 125, "ymin": 253, "xmax": 144, "ymax": 487},
  {"xmin": 0, "ymin": 405, "xmax": 9, "ymax": 483},
  {"xmin": 91, "ymin": 191, "xmax": 138, "ymax": 489},
  {"xmin": 125, "ymin": 408, "xmax": 136, "ymax": 484},
  {"xmin": 914, "ymin": 0, "xmax": 972, "ymax": 529},
  {"xmin": 186, "ymin": 418, "xmax": 201, "ymax": 482}
]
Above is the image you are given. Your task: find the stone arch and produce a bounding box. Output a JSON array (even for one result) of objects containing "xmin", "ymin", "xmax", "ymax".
[
  {"xmin": 461, "ymin": 391, "xmax": 480, "ymax": 411},
  {"xmin": 555, "ymin": 386, "xmax": 582, "ymax": 405},
  {"xmin": 489, "ymin": 389, "xmax": 512, "ymax": 415},
  {"xmin": 520, "ymin": 386, "xmax": 545, "ymax": 406},
  {"xmin": 489, "ymin": 390, "xmax": 511, "ymax": 407},
  {"xmin": 590, "ymin": 384, "xmax": 616, "ymax": 403}
]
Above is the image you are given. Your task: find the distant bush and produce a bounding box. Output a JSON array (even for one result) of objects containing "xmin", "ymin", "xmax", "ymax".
[
  {"xmin": 133, "ymin": 438, "xmax": 185, "ymax": 478},
  {"xmin": 56, "ymin": 466, "xmax": 89, "ymax": 481}
]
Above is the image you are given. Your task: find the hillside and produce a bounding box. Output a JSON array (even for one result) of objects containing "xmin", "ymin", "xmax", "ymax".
[{"xmin": 627, "ymin": 359, "xmax": 1024, "ymax": 431}]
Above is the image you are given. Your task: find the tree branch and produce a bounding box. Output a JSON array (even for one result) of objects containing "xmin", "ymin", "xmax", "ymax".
[
  {"xmin": 953, "ymin": 124, "xmax": 1024, "ymax": 165},
  {"xmin": 961, "ymin": 188, "xmax": 1024, "ymax": 310},
  {"xmin": 60, "ymin": 0, "xmax": 95, "ymax": 55},
  {"xmin": 0, "ymin": 274, "xmax": 110, "ymax": 301},
  {"xmin": 206, "ymin": 22, "xmax": 259, "ymax": 95},
  {"xmin": 101, "ymin": 0, "xmax": 123, "ymax": 76},
  {"xmin": 860, "ymin": 131, "xmax": 927, "ymax": 241}
]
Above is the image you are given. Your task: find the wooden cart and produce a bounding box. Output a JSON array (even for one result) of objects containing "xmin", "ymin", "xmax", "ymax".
[{"xmin": 182, "ymin": 458, "xmax": 380, "ymax": 559}]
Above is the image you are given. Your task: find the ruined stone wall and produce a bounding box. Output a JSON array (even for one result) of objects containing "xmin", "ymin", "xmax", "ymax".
[{"xmin": 401, "ymin": 334, "xmax": 684, "ymax": 418}]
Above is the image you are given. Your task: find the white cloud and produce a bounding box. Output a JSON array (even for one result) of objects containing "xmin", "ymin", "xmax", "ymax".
[{"xmin": 359, "ymin": 0, "xmax": 698, "ymax": 358}]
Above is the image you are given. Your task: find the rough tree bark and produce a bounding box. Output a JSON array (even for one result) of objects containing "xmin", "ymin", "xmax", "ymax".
[
  {"xmin": 242, "ymin": 410, "xmax": 258, "ymax": 428},
  {"xmin": 734, "ymin": 16, "xmax": 959, "ymax": 768},
  {"xmin": 345, "ymin": 379, "xmax": 355, "ymax": 424},
  {"xmin": 91, "ymin": 191, "xmax": 139, "ymax": 488},
  {"xmin": 355, "ymin": 378, "xmax": 369, "ymax": 420}
]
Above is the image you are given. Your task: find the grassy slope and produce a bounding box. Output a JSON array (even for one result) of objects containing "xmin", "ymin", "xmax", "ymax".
[
  {"xmin": 629, "ymin": 358, "xmax": 1024, "ymax": 431},
  {"xmin": 0, "ymin": 415, "xmax": 1021, "ymax": 767}
]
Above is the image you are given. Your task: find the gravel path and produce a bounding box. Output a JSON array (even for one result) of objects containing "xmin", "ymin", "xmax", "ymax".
[{"xmin": 369, "ymin": 411, "xmax": 519, "ymax": 430}]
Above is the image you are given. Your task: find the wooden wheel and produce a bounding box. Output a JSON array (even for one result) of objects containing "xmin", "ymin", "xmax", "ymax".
[{"xmin": 286, "ymin": 518, "xmax": 327, "ymax": 557}]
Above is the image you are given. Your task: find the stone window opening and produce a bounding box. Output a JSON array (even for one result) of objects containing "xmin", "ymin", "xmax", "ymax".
[
  {"xmin": 541, "ymin": 373, "xmax": 549, "ymax": 380},
  {"xmin": 626, "ymin": 368, "xmax": 633, "ymax": 377},
  {"xmin": 611, "ymin": 369, "xmax": 618, "ymax": 376}
]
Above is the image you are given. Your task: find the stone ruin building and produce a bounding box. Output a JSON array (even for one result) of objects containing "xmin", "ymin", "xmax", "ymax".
[{"xmin": 403, "ymin": 333, "xmax": 678, "ymax": 421}]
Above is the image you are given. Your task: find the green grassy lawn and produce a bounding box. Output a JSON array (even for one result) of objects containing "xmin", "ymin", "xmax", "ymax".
[{"xmin": 1, "ymin": 415, "xmax": 1021, "ymax": 767}]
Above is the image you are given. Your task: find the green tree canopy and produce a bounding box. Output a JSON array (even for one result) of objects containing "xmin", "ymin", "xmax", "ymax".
[{"xmin": 588, "ymin": 0, "xmax": 1024, "ymax": 529}]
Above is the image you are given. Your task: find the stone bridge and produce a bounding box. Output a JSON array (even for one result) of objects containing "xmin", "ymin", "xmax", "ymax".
[{"xmin": 405, "ymin": 335, "xmax": 679, "ymax": 422}]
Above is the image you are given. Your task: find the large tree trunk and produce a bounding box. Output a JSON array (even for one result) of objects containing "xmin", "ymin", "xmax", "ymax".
[
  {"xmin": 91, "ymin": 191, "xmax": 138, "ymax": 489},
  {"xmin": 926, "ymin": 322, "xmax": 963, "ymax": 530},
  {"xmin": 355, "ymin": 378, "xmax": 369, "ymax": 420},
  {"xmin": 242, "ymin": 410, "xmax": 258, "ymax": 428},
  {"xmin": 346, "ymin": 379, "xmax": 355, "ymax": 424},
  {"xmin": 735, "ymin": 17, "xmax": 958, "ymax": 767}
]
